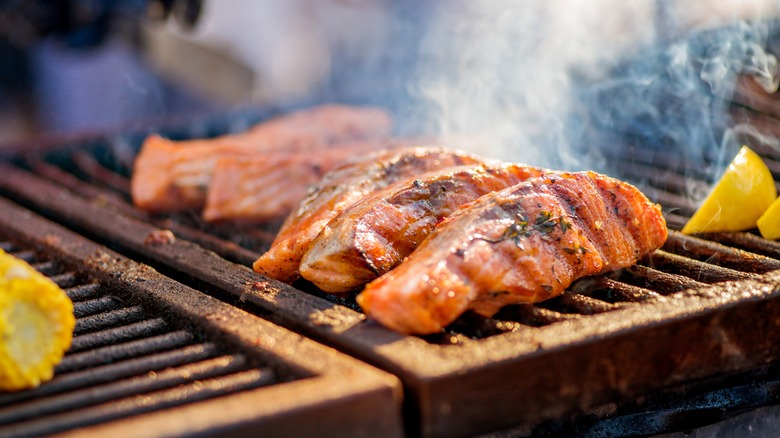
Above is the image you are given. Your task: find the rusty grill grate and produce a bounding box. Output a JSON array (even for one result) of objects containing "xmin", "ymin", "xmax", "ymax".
[
  {"xmin": 0, "ymin": 200, "xmax": 401, "ymax": 438},
  {"xmin": 1, "ymin": 108, "xmax": 780, "ymax": 437},
  {"xmin": 0, "ymin": 240, "xmax": 277, "ymax": 438},
  {"xmin": 8, "ymin": 131, "xmax": 780, "ymax": 343}
]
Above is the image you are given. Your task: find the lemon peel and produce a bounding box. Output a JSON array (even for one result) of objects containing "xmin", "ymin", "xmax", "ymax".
[
  {"xmin": 682, "ymin": 146, "xmax": 776, "ymax": 234},
  {"xmin": 758, "ymin": 196, "xmax": 780, "ymax": 240}
]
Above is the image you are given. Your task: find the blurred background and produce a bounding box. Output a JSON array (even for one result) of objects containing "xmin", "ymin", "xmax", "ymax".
[{"xmin": 0, "ymin": 0, "xmax": 778, "ymax": 165}]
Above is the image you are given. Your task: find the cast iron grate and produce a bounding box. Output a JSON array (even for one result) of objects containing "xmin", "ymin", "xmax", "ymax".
[
  {"xmin": 0, "ymin": 240, "xmax": 275, "ymax": 438},
  {"xmin": 1, "ymin": 110, "xmax": 780, "ymax": 437},
  {"xmin": 0, "ymin": 200, "xmax": 402, "ymax": 438},
  {"xmin": 9, "ymin": 131, "xmax": 780, "ymax": 345}
]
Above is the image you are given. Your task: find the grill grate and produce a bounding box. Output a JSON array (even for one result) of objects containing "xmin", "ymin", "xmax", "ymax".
[
  {"xmin": 1, "ymin": 113, "xmax": 780, "ymax": 437},
  {"xmin": 14, "ymin": 144, "xmax": 780, "ymax": 344},
  {"xmin": 0, "ymin": 204, "xmax": 402, "ymax": 438},
  {"xmin": 0, "ymin": 241, "xmax": 274, "ymax": 438}
]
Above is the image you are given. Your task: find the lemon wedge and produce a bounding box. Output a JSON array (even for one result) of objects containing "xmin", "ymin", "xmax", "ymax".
[
  {"xmin": 682, "ymin": 146, "xmax": 776, "ymax": 234},
  {"xmin": 758, "ymin": 196, "xmax": 780, "ymax": 239}
]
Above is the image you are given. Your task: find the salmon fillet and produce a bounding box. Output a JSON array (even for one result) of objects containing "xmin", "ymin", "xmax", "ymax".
[
  {"xmin": 252, "ymin": 147, "xmax": 486, "ymax": 284},
  {"xmin": 299, "ymin": 163, "xmax": 547, "ymax": 292},
  {"xmin": 201, "ymin": 138, "xmax": 427, "ymax": 223},
  {"xmin": 357, "ymin": 171, "xmax": 668, "ymax": 335},
  {"xmin": 131, "ymin": 105, "xmax": 392, "ymax": 212}
]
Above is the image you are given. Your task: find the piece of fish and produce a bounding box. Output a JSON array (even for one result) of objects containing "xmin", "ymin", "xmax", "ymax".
[
  {"xmin": 252, "ymin": 147, "xmax": 487, "ymax": 284},
  {"xmin": 130, "ymin": 105, "xmax": 392, "ymax": 212},
  {"xmin": 202, "ymin": 139, "xmax": 411, "ymax": 223},
  {"xmin": 299, "ymin": 163, "xmax": 547, "ymax": 292},
  {"xmin": 357, "ymin": 171, "xmax": 668, "ymax": 335}
]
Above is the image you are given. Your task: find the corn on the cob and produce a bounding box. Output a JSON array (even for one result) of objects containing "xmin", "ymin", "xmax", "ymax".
[{"xmin": 0, "ymin": 248, "xmax": 75, "ymax": 391}]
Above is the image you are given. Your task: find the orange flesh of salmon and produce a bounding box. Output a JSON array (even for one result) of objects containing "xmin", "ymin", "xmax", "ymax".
[
  {"xmin": 252, "ymin": 147, "xmax": 486, "ymax": 284},
  {"xmin": 299, "ymin": 163, "xmax": 547, "ymax": 292},
  {"xmin": 201, "ymin": 139, "xmax": 427, "ymax": 223},
  {"xmin": 130, "ymin": 105, "xmax": 392, "ymax": 213},
  {"xmin": 357, "ymin": 171, "xmax": 668, "ymax": 335}
]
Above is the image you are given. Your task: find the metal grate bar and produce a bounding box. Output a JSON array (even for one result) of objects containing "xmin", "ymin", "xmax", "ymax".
[
  {"xmin": 0, "ymin": 355, "xmax": 252, "ymax": 425},
  {"xmin": 664, "ymin": 231, "xmax": 780, "ymax": 273},
  {"xmin": 151, "ymin": 218, "xmax": 266, "ymax": 267},
  {"xmin": 0, "ymin": 343, "xmax": 220, "ymax": 406},
  {"xmin": 445, "ymin": 312, "xmax": 519, "ymax": 340},
  {"xmin": 0, "ymin": 368, "xmax": 275, "ymax": 438},
  {"xmin": 30, "ymin": 260, "xmax": 58, "ymax": 276},
  {"xmin": 49, "ymin": 271, "xmax": 80, "ymax": 288},
  {"xmin": 696, "ymin": 231, "xmax": 780, "ymax": 261},
  {"xmin": 493, "ymin": 304, "xmax": 582, "ymax": 327},
  {"xmin": 616, "ymin": 161, "xmax": 710, "ymax": 196},
  {"xmin": 542, "ymin": 293, "xmax": 624, "ymax": 315},
  {"xmin": 74, "ymin": 306, "xmax": 146, "ymax": 335},
  {"xmin": 69, "ymin": 318, "xmax": 169, "ymax": 353},
  {"xmin": 36, "ymin": 155, "xmax": 267, "ymax": 265},
  {"xmin": 644, "ymin": 250, "xmax": 755, "ymax": 283},
  {"xmin": 71, "ymin": 150, "xmax": 132, "ymax": 195},
  {"xmin": 64, "ymin": 283, "xmax": 102, "ymax": 302},
  {"xmin": 664, "ymin": 212, "xmax": 688, "ymax": 230},
  {"xmin": 72, "ymin": 296, "xmax": 124, "ymax": 318},
  {"xmin": 639, "ymin": 187, "xmax": 697, "ymax": 216},
  {"xmin": 7, "ymin": 249, "xmax": 35, "ymax": 263},
  {"xmin": 55, "ymin": 331, "xmax": 194, "ymax": 374},
  {"xmin": 571, "ymin": 277, "xmax": 663, "ymax": 303},
  {"xmin": 618, "ymin": 265, "xmax": 707, "ymax": 294},
  {"xmin": 603, "ymin": 146, "xmax": 713, "ymax": 180},
  {"xmin": 28, "ymin": 158, "xmax": 139, "ymax": 216}
]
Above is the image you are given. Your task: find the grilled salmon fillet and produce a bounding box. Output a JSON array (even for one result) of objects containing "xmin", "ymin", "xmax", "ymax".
[
  {"xmin": 252, "ymin": 147, "xmax": 486, "ymax": 284},
  {"xmin": 131, "ymin": 105, "xmax": 392, "ymax": 212},
  {"xmin": 357, "ymin": 171, "xmax": 667, "ymax": 335},
  {"xmin": 201, "ymin": 139, "xmax": 428, "ymax": 223},
  {"xmin": 299, "ymin": 163, "xmax": 547, "ymax": 292}
]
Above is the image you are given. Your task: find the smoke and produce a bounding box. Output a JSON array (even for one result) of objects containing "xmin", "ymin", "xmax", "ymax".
[
  {"xmin": 411, "ymin": 0, "xmax": 657, "ymax": 169},
  {"xmin": 404, "ymin": 0, "xmax": 780, "ymax": 180}
]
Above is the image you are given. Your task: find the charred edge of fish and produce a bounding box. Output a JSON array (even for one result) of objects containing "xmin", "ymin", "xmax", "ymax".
[{"xmin": 356, "ymin": 243, "xmax": 383, "ymax": 278}]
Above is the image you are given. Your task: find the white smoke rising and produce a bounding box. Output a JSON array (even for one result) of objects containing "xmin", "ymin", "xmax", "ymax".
[
  {"xmin": 414, "ymin": 0, "xmax": 658, "ymax": 169},
  {"xmin": 411, "ymin": 0, "xmax": 780, "ymax": 175}
]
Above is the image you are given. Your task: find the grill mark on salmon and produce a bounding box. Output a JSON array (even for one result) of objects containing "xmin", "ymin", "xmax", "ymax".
[
  {"xmin": 356, "ymin": 171, "xmax": 668, "ymax": 335},
  {"xmin": 130, "ymin": 105, "xmax": 392, "ymax": 212},
  {"xmin": 252, "ymin": 147, "xmax": 486, "ymax": 284},
  {"xmin": 298, "ymin": 163, "xmax": 547, "ymax": 293}
]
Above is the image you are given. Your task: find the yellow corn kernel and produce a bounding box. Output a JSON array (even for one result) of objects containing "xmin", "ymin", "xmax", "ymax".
[{"xmin": 0, "ymin": 248, "xmax": 75, "ymax": 391}]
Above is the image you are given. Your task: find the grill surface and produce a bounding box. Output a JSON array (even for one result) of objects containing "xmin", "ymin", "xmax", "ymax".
[
  {"xmin": 0, "ymin": 198, "xmax": 402, "ymax": 438},
  {"xmin": 2, "ymin": 111, "xmax": 780, "ymax": 437}
]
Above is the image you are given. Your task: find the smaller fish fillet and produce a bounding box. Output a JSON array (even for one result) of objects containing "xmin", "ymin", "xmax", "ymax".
[
  {"xmin": 357, "ymin": 171, "xmax": 668, "ymax": 335},
  {"xmin": 131, "ymin": 105, "xmax": 392, "ymax": 212},
  {"xmin": 299, "ymin": 163, "xmax": 546, "ymax": 292},
  {"xmin": 202, "ymin": 139, "xmax": 412, "ymax": 223},
  {"xmin": 253, "ymin": 147, "xmax": 487, "ymax": 284}
]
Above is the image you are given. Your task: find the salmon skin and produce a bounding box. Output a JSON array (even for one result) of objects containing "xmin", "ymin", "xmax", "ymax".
[
  {"xmin": 299, "ymin": 163, "xmax": 547, "ymax": 293},
  {"xmin": 202, "ymin": 138, "xmax": 426, "ymax": 223},
  {"xmin": 130, "ymin": 105, "xmax": 392, "ymax": 213},
  {"xmin": 252, "ymin": 147, "xmax": 486, "ymax": 284},
  {"xmin": 357, "ymin": 171, "xmax": 668, "ymax": 335}
]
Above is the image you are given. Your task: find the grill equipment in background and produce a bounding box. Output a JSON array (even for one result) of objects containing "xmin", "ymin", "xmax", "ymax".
[
  {"xmin": 1, "ymin": 102, "xmax": 780, "ymax": 438},
  {"xmin": 0, "ymin": 198, "xmax": 402, "ymax": 438}
]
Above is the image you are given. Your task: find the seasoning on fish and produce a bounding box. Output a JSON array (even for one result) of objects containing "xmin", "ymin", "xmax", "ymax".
[
  {"xmin": 357, "ymin": 171, "xmax": 668, "ymax": 335},
  {"xmin": 201, "ymin": 139, "xmax": 422, "ymax": 223},
  {"xmin": 252, "ymin": 147, "xmax": 487, "ymax": 284},
  {"xmin": 299, "ymin": 163, "xmax": 547, "ymax": 292},
  {"xmin": 131, "ymin": 104, "xmax": 392, "ymax": 213}
]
